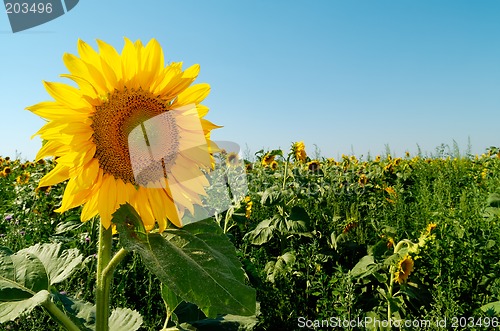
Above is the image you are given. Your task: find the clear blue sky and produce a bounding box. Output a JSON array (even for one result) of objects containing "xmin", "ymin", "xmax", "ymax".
[{"xmin": 1, "ymin": 0, "xmax": 499, "ymax": 160}]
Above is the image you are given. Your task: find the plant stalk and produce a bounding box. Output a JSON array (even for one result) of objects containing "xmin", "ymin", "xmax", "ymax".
[
  {"xmin": 103, "ymin": 248, "xmax": 128, "ymax": 279},
  {"xmin": 95, "ymin": 223, "xmax": 113, "ymax": 331},
  {"xmin": 42, "ymin": 297, "xmax": 82, "ymax": 331}
]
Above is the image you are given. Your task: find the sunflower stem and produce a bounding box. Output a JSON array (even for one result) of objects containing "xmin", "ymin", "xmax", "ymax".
[
  {"xmin": 42, "ymin": 296, "xmax": 82, "ymax": 331},
  {"xmin": 103, "ymin": 248, "xmax": 128, "ymax": 280},
  {"xmin": 281, "ymin": 154, "xmax": 291, "ymax": 190},
  {"xmin": 96, "ymin": 223, "xmax": 113, "ymax": 331}
]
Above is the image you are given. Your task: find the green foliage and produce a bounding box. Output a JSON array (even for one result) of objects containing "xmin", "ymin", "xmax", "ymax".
[
  {"xmin": 1, "ymin": 147, "xmax": 500, "ymax": 330},
  {"xmin": 0, "ymin": 243, "xmax": 82, "ymax": 323},
  {"xmin": 113, "ymin": 203, "xmax": 256, "ymax": 321}
]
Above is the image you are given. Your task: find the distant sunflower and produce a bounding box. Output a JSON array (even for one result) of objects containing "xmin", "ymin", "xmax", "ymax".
[
  {"xmin": 245, "ymin": 162, "xmax": 253, "ymax": 172},
  {"xmin": 307, "ymin": 160, "xmax": 320, "ymax": 172},
  {"xmin": 244, "ymin": 196, "xmax": 252, "ymax": 219},
  {"xmin": 28, "ymin": 38, "xmax": 220, "ymax": 231},
  {"xmin": 270, "ymin": 160, "xmax": 278, "ymax": 170},
  {"xmin": 261, "ymin": 154, "xmax": 275, "ymax": 167},
  {"xmin": 292, "ymin": 141, "xmax": 307, "ymax": 162},
  {"xmin": 226, "ymin": 152, "xmax": 239, "ymax": 166},
  {"xmin": 425, "ymin": 222, "xmax": 437, "ymax": 235},
  {"xmin": 394, "ymin": 255, "xmax": 414, "ymax": 284},
  {"xmin": 358, "ymin": 174, "xmax": 368, "ymax": 186},
  {"xmin": 16, "ymin": 172, "xmax": 30, "ymax": 185}
]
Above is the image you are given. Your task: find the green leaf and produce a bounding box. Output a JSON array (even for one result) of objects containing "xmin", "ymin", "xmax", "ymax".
[
  {"xmin": 161, "ymin": 283, "xmax": 182, "ymax": 324},
  {"xmin": 260, "ymin": 186, "xmax": 282, "ymax": 205},
  {"xmin": 0, "ymin": 249, "xmax": 48, "ymax": 301},
  {"xmin": 114, "ymin": 203, "xmax": 256, "ymax": 319},
  {"xmin": 54, "ymin": 218, "xmax": 84, "ymax": 235},
  {"xmin": 112, "ymin": 204, "xmax": 149, "ymax": 248},
  {"xmin": 243, "ymin": 219, "xmax": 275, "ymax": 245},
  {"xmin": 372, "ymin": 271, "xmax": 388, "ymax": 283},
  {"xmin": 0, "ymin": 290, "xmax": 50, "ymax": 323},
  {"xmin": 350, "ymin": 255, "xmax": 379, "ymax": 279},
  {"xmin": 53, "ymin": 292, "xmax": 143, "ymax": 331},
  {"xmin": 52, "ymin": 292, "xmax": 95, "ymax": 330},
  {"xmin": 264, "ymin": 252, "xmax": 296, "ymax": 283},
  {"xmin": 487, "ymin": 193, "xmax": 500, "ymax": 207},
  {"xmin": 0, "ymin": 243, "xmax": 83, "ymax": 323},
  {"xmin": 288, "ymin": 206, "xmax": 310, "ymax": 223},
  {"xmin": 481, "ymin": 301, "xmax": 500, "ymax": 315},
  {"xmin": 21, "ymin": 243, "xmax": 83, "ymax": 285},
  {"xmin": 109, "ymin": 307, "xmax": 143, "ymax": 331}
]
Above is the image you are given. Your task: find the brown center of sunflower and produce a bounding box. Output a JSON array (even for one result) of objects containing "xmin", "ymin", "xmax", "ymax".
[{"xmin": 91, "ymin": 88, "xmax": 179, "ymax": 185}]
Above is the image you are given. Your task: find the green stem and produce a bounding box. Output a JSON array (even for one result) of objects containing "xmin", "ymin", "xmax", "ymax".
[
  {"xmin": 103, "ymin": 248, "xmax": 128, "ymax": 280},
  {"xmin": 282, "ymin": 155, "xmax": 291, "ymax": 190},
  {"xmin": 96, "ymin": 224, "xmax": 113, "ymax": 331},
  {"xmin": 42, "ymin": 297, "xmax": 82, "ymax": 331},
  {"xmin": 387, "ymin": 265, "xmax": 395, "ymax": 322}
]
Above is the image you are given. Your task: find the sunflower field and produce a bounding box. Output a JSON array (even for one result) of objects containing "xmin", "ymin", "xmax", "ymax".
[{"xmin": 1, "ymin": 142, "xmax": 500, "ymax": 331}]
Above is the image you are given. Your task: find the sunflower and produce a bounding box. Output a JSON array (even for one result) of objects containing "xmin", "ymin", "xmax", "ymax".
[
  {"xmin": 394, "ymin": 255, "xmax": 414, "ymax": 284},
  {"xmin": 261, "ymin": 154, "xmax": 275, "ymax": 167},
  {"xmin": 244, "ymin": 196, "xmax": 252, "ymax": 219},
  {"xmin": 425, "ymin": 222, "xmax": 437, "ymax": 235},
  {"xmin": 226, "ymin": 152, "xmax": 239, "ymax": 166},
  {"xmin": 307, "ymin": 160, "xmax": 320, "ymax": 172},
  {"xmin": 292, "ymin": 141, "xmax": 307, "ymax": 162},
  {"xmin": 245, "ymin": 162, "xmax": 253, "ymax": 172},
  {"xmin": 28, "ymin": 38, "xmax": 220, "ymax": 232},
  {"xmin": 270, "ymin": 160, "xmax": 278, "ymax": 170},
  {"xmin": 358, "ymin": 174, "xmax": 368, "ymax": 186},
  {"xmin": 16, "ymin": 172, "xmax": 30, "ymax": 185}
]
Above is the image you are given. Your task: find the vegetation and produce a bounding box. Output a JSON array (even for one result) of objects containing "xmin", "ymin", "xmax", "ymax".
[{"xmin": 1, "ymin": 144, "xmax": 500, "ymax": 330}]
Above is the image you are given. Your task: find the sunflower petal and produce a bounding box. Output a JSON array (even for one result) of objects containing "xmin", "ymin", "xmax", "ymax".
[
  {"xmin": 173, "ymin": 83, "xmax": 210, "ymax": 107},
  {"xmin": 39, "ymin": 163, "xmax": 70, "ymax": 187},
  {"xmin": 98, "ymin": 174, "xmax": 117, "ymax": 229}
]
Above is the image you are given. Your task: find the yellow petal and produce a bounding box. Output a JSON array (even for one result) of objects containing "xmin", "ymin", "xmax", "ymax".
[
  {"xmin": 81, "ymin": 192, "xmax": 99, "ymax": 222},
  {"xmin": 77, "ymin": 39, "xmax": 101, "ymax": 67},
  {"xmin": 96, "ymin": 39, "xmax": 123, "ymax": 85},
  {"xmin": 56, "ymin": 177, "xmax": 92, "ymax": 212},
  {"xmin": 97, "ymin": 174, "xmax": 117, "ymax": 229},
  {"xmin": 63, "ymin": 53, "xmax": 106, "ymax": 96},
  {"xmin": 75, "ymin": 158, "xmax": 100, "ymax": 189},
  {"xmin": 39, "ymin": 163, "xmax": 70, "ymax": 187},
  {"xmin": 147, "ymin": 188, "xmax": 168, "ymax": 231},
  {"xmin": 43, "ymin": 81, "xmax": 89, "ymax": 110},
  {"xmin": 35, "ymin": 141, "xmax": 69, "ymax": 160},
  {"xmin": 138, "ymin": 39, "xmax": 163, "ymax": 88},
  {"xmin": 121, "ymin": 38, "xmax": 138, "ymax": 87},
  {"xmin": 162, "ymin": 185, "xmax": 182, "ymax": 227},
  {"xmin": 196, "ymin": 105, "xmax": 209, "ymax": 118},
  {"xmin": 133, "ymin": 187, "xmax": 155, "ymax": 231},
  {"xmin": 172, "ymin": 83, "xmax": 210, "ymax": 107},
  {"xmin": 27, "ymin": 101, "xmax": 91, "ymax": 120},
  {"xmin": 60, "ymin": 74, "xmax": 99, "ymax": 100}
]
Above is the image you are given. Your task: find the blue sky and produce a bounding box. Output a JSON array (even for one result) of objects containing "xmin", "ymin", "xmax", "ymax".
[{"xmin": 1, "ymin": 0, "xmax": 499, "ymax": 160}]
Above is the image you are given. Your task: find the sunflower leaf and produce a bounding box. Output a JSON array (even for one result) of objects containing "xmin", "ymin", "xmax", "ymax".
[
  {"xmin": 21, "ymin": 243, "xmax": 83, "ymax": 285},
  {"xmin": 0, "ymin": 247, "xmax": 49, "ymax": 301},
  {"xmin": 0, "ymin": 290, "xmax": 50, "ymax": 323},
  {"xmin": 52, "ymin": 291, "xmax": 95, "ymax": 330},
  {"xmin": 114, "ymin": 203, "xmax": 256, "ymax": 319},
  {"xmin": 0, "ymin": 243, "xmax": 84, "ymax": 323},
  {"xmin": 109, "ymin": 307, "xmax": 143, "ymax": 331},
  {"xmin": 161, "ymin": 283, "xmax": 182, "ymax": 324}
]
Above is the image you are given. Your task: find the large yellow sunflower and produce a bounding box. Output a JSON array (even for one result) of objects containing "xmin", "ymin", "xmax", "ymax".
[{"xmin": 28, "ymin": 38, "xmax": 220, "ymax": 232}]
